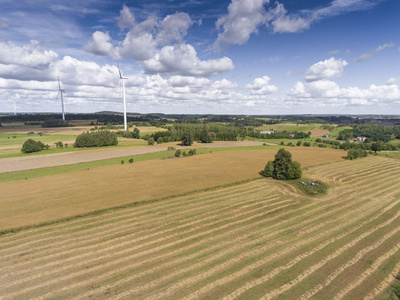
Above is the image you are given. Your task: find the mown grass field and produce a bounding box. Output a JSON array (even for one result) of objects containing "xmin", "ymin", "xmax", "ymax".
[
  {"xmin": 0, "ymin": 155, "xmax": 399, "ymax": 299},
  {"xmin": 0, "ymin": 147, "xmax": 344, "ymax": 231}
]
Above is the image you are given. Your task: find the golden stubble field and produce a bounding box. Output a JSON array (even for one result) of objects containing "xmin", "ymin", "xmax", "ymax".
[
  {"xmin": 0, "ymin": 147, "xmax": 344, "ymax": 231},
  {"xmin": 0, "ymin": 155, "xmax": 399, "ymax": 299}
]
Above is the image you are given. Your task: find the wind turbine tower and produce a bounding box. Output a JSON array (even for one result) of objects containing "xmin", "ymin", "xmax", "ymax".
[
  {"xmin": 56, "ymin": 77, "xmax": 66, "ymax": 121},
  {"xmin": 118, "ymin": 66, "xmax": 128, "ymax": 131}
]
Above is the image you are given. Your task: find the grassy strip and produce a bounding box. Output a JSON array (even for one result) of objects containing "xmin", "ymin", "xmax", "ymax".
[
  {"xmin": 289, "ymin": 178, "xmax": 329, "ymax": 197},
  {"xmin": 0, "ymin": 139, "xmax": 148, "ymax": 159},
  {"xmin": 377, "ymin": 151, "xmax": 400, "ymax": 159},
  {"xmin": 0, "ymin": 177, "xmax": 262, "ymax": 236},
  {"xmin": 0, "ymin": 145, "xmax": 279, "ymax": 183},
  {"xmin": 386, "ymin": 271, "xmax": 400, "ymax": 299}
]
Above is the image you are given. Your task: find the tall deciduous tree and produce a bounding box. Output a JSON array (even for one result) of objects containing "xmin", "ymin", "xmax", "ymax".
[
  {"xmin": 262, "ymin": 148, "xmax": 302, "ymax": 180},
  {"xmin": 181, "ymin": 128, "xmax": 193, "ymax": 146},
  {"xmin": 200, "ymin": 125, "xmax": 212, "ymax": 143}
]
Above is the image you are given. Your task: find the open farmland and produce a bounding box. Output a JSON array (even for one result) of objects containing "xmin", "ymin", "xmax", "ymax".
[
  {"xmin": 1, "ymin": 154, "xmax": 400, "ymax": 299},
  {"xmin": 0, "ymin": 147, "xmax": 343, "ymax": 230}
]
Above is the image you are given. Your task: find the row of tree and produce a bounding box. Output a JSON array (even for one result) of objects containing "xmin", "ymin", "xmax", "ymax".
[{"xmin": 338, "ymin": 124, "xmax": 400, "ymax": 142}]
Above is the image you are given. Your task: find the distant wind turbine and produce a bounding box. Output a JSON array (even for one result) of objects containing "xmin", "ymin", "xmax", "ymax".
[
  {"xmin": 118, "ymin": 66, "xmax": 128, "ymax": 131},
  {"xmin": 56, "ymin": 77, "xmax": 66, "ymax": 121},
  {"xmin": 13, "ymin": 101, "xmax": 16, "ymax": 115}
]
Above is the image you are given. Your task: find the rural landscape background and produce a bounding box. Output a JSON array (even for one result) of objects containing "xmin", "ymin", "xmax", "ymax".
[
  {"xmin": 1, "ymin": 0, "xmax": 400, "ymax": 299},
  {"xmin": 1, "ymin": 113, "xmax": 400, "ymax": 299}
]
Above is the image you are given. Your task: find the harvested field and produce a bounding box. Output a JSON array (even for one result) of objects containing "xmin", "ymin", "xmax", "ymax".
[
  {"xmin": 0, "ymin": 147, "xmax": 344, "ymax": 230},
  {"xmin": 0, "ymin": 155, "xmax": 399, "ymax": 299},
  {"xmin": 309, "ymin": 128, "xmax": 330, "ymax": 137}
]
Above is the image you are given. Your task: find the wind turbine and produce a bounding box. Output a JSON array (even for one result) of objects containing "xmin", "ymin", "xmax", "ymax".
[
  {"xmin": 56, "ymin": 77, "xmax": 66, "ymax": 121},
  {"xmin": 13, "ymin": 101, "xmax": 16, "ymax": 115},
  {"xmin": 118, "ymin": 66, "xmax": 128, "ymax": 131}
]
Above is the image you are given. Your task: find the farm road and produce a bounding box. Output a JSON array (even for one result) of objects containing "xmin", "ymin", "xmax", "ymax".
[{"xmin": 0, "ymin": 141, "xmax": 267, "ymax": 173}]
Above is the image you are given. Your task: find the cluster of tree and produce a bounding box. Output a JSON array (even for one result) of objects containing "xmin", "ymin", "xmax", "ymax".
[
  {"xmin": 338, "ymin": 124, "xmax": 400, "ymax": 142},
  {"xmin": 74, "ymin": 130, "xmax": 118, "ymax": 147},
  {"xmin": 174, "ymin": 149, "xmax": 196, "ymax": 157},
  {"xmin": 346, "ymin": 149, "xmax": 368, "ymax": 160},
  {"xmin": 21, "ymin": 139, "xmax": 49, "ymax": 153},
  {"xmin": 261, "ymin": 149, "xmax": 302, "ymax": 180},
  {"xmin": 339, "ymin": 140, "xmax": 397, "ymax": 152},
  {"xmin": 115, "ymin": 128, "xmax": 141, "ymax": 139},
  {"xmin": 146, "ymin": 124, "xmax": 246, "ymax": 144}
]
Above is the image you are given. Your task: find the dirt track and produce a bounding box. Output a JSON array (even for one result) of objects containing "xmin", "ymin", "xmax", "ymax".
[{"xmin": 0, "ymin": 141, "xmax": 267, "ymax": 173}]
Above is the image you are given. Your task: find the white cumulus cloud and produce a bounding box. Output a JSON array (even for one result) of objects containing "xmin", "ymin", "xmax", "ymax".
[
  {"xmin": 266, "ymin": 2, "xmax": 312, "ymax": 33},
  {"xmin": 215, "ymin": 0, "xmax": 269, "ymax": 48},
  {"xmin": 305, "ymin": 57, "xmax": 348, "ymax": 82},
  {"xmin": 246, "ymin": 76, "xmax": 277, "ymax": 94},
  {"xmin": 84, "ymin": 31, "xmax": 117, "ymax": 58},
  {"xmin": 84, "ymin": 5, "xmax": 232, "ymax": 78},
  {"xmin": 143, "ymin": 44, "xmax": 234, "ymax": 77},
  {"xmin": 0, "ymin": 40, "xmax": 58, "ymax": 70}
]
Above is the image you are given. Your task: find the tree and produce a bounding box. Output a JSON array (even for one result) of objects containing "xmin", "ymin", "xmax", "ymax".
[
  {"xmin": 181, "ymin": 128, "xmax": 193, "ymax": 146},
  {"xmin": 21, "ymin": 139, "xmax": 47, "ymax": 153},
  {"xmin": 132, "ymin": 128, "xmax": 140, "ymax": 139},
  {"xmin": 261, "ymin": 160, "xmax": 274, "ymax": 177},
  {"xmin": 208, "ymin": 132, "xmax": 216, "ymax": 142},
  {"xmin": 287, "ymin": 161, "xmax": 302, "ymax": 179},
  {"xmin": 261, "ymin": 148, "xmax": 302, "ymax": 180},
  {"xmin": 371, "ymin": 142, "xmax": 382, "ymax": 154},
  {"xmin": 200, "ymin": 125, "xmax": 212, "ymax": 143},
  {"xmin": 148, "ymin": 138, "xmax": 155, "ymax": 145}
]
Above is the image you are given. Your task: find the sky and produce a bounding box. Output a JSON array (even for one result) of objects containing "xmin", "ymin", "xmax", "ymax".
[{"xmin": 0, "ymin": 0, "xmax": 400, "ymax": 115}]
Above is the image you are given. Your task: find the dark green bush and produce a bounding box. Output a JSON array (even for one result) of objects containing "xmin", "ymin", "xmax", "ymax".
[{"xmin": 21, "ymin": 139, "xmax": 48, "ymax": 153}]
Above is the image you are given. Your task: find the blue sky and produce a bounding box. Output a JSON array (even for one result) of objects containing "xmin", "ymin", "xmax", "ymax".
[{"xmin": 0, "ymin": 0, "xmax": 399, "ymax": 115}]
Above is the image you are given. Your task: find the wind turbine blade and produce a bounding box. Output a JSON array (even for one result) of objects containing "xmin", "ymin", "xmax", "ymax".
[
  {"xmin": 58, "ymin": 77, "xmax": 61, "ymax": 90},
  {"xmin": 118, "ymin": 65, "xmax": 122, "ymax": 78},
  {"xmin": 56, "ymin": 91, "xmax": 60, "ymax": 100}
]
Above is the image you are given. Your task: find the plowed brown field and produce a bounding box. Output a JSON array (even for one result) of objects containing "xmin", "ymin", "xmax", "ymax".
[{"xmin": 1, "ymin": 154, "xmax": 399, "ymax": 299}]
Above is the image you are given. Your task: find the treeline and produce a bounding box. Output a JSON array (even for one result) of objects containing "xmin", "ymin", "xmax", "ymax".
[
  {"xmin": 146, "ymin": 123, "xmax": 247, "ymax": 143},
  {"xmin": 145, "ymin": 123, "xmax": 315, "ymax": 144},
  {"xmin": 0, "ymin": 113, "xmax": 168, "ymax": 125},
  {"xmin": 338, "ymin": 124, "xmax": 400, "ymax": 142},
  {"xmin": 248, "ymin": 130, "xmax": 311, "ymax": 140},
  {"xmin": 41, "ymin": 119, "xmax": 71, "ymax": 128}
]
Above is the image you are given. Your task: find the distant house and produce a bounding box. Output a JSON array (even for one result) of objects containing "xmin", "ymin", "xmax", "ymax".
[
  {"xmin": 289, "ymin": 134, "xmax": 295, "ymax": 138},
  {"xmin": 353, "ymin": 136, "xmax": 366, "ymax": 142},
  {"xmin": 322, "ymin": 134, "xmax": 331, "ymax": 138},
  {"xmin": 260, "ymin": 130, "xmax": 274, "ymax": 135}
]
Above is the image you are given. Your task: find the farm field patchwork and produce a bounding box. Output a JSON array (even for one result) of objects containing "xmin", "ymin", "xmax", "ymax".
[
  {"xmin": 0, "ymin": 156, "xmax": 399, "ymax": 299},
  {"xmin": 0, "ymin": 147, "xmax": 344, "ymax": 231}
]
